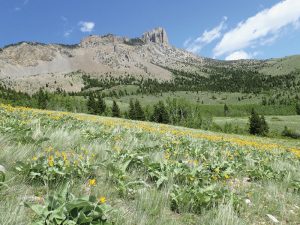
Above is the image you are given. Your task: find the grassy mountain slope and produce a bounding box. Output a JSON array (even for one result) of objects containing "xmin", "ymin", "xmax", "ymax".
[
  {"xmin": 1, "ymin": 104, "xmax": 300, "ymax": 225},
  {"xmin": 259, "ymin": 55, "xmax": 300, "ymax": 76}
]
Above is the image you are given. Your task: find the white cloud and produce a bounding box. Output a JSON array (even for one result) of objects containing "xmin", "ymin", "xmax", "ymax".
[
  {"xmin": 184, "ymin": 17, "xmax": 227, "ymax": 54},
  {"xmin": 225, "ymin": 51, "xmax": 252, "ymax": 60},
  {"xmin": 78, "ymin": 21, "xmax": 95, "ymax": 33},
  {"xmin": 14, "ymin": 7, "xmax": 21, "ymax": 11},
  {"xmin": 214, "ymin": 0, "xmax": 300, "ymax": 58}
]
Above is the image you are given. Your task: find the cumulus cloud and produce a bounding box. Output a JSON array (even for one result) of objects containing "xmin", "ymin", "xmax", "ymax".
[
  {"xmin": 225, "ymin": 51, "xmax": 252, "ymax": 60},
  {"xmin": 214, "ymin": 0, "xmax": 300, "ymax": 58},
  {"xmin": 78, "ymin": 21, "xmax": 95, "ymax": 33},
  {"xmin": 184, "ymin": 17, "xmax": 227, "ymax": 54}
]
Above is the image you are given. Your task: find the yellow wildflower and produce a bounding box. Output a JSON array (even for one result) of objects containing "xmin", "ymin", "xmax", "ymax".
[
  {"xmin": 88, "ymin": 179, "xmax": 96, "ymax": 186},
  {"xmin": 32, "ymin": 156, "xmax": 38, "ymax": 161},
  {"xmin": 99, "ymin": 196, "xmax": 106, "ymax": 204},
  {"xmin": 48, "ymin": 156, "xmax": 54, "ymax": 167}
]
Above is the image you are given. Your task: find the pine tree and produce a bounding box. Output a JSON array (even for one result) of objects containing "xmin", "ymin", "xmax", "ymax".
[
  {"xmin": 249, "ymin": 108, "xmax": 261, "ymax": 135},
  {"xmin": 128, "ymin": 99, "xmax": 136, "ymax": 120},
  {"xmin": 296, "ymin": 103, "xmax": 300, "ymax": 115},
  {"xmin": 151, "ymin": 101, "xmax": 169, "ymax": 124},
  {"xmin": 249, "ymin": 108, "xmax": 269, "ymax": 136},
  {"xmin": 112, "ymin": 100, "xmax": 120, "ymax": 117},
  {"xmin": 87, "ymin": 93, "xmax": 96, "ymax": 114},
  {"xmin": 259, "ymin": 115, "xmax": 269, "ymax": 136},
  {"xmin": 37, "ymin": 88, "xmax": 48, "ymax": 109},
  {"xmin": 96, "ymin": 94, "xmax": 106, "ymax": 115},
  {"xmin": 134, "ymin": 99, "xmax": 145, "ymax": 121},
  {"xmin": 224, "ymin": 104, "xmax": 229, "ymax": 116}
]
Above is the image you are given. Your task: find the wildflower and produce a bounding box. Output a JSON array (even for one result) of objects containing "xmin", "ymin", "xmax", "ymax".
[
  {"xmin": 32, "ymin": 156, "xmax": 38, "ymax": 161},
  {"xmin": 88, "ymin": 179, "xmax": 96, "ymax": 186},
  {"xmin": 99, "ymin": 196, "xmax": 106, "ymax": 204},
  {"xmin": 62, "ymin": 152, "xmax": 67, "ymax": 161},
  {"xmin": 224, "ymin": 174, "xmax": 230, "ymax": 179},
  {"xmin": 48, "ymin": 155, "xmax": 54, "ymax": 167}
]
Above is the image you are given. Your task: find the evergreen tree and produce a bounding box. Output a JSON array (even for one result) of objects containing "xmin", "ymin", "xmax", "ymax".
[
  {"xmin": 296, "ymin": 103, "xmax": 300, "ymax": 115},
  {"xmin": 259, "ymin": 115, "xmax": 269, "ymax": 136},
  {"xmin": 95, "ymin": 94, "xmax": 106, "ymax": 115},
  {"xmin": 151, "ymin": 101, "xmax": 169, "ymax": 124},
  {"xmin": 87, "ymin": 93, "xmax": 96, "ymax": 114},
  {"xmin": 249, "ymin": 108, "xmax": 269, "ymax": 136},
  {"xmin": 224, "ymin": 104, "xmax": 229, "ymax": 116},
  {"xmin": 134, "ymin": 99, "xmax": 145, "ymax": 121},
  {"xmin": 128, "ymin": 99, "xmax": 136, "ymax": 119},
  {"xmin": 37, "ymin": 88, "xmax": 48, "ymax": 109},
  {"xmin": 112, "ymin": 100, "xmax": 120, "ymax": 117},
  {"xmin": 249, "ymin": 108, "xmax": 261, "ymax": 135}
]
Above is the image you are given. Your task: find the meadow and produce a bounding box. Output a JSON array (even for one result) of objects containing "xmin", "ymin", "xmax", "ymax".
[
  {"xmin": 214, "ymin": 115, "xmax": 300, "ymax": 137},
  {"xmin": 0, "ymin": 104, "xmax": 300, "ymax": 225}
]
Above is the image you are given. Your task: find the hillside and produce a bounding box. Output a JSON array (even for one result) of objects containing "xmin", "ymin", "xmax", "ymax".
[
  {"xmin": 1, "ymin": 27, "xmax": 300, "ymax": 94},
  {"xmin": 1, "ymin": 104, "xmax": 299, "ymax": 225}
]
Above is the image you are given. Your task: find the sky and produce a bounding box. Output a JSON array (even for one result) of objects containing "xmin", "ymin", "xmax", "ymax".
[{"xmin": 1, "ymin": 0, "xmax": 300, "ymax": 60}]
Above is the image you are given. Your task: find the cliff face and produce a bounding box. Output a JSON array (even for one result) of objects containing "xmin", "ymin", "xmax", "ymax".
[
  {"xmin": 0, "ymin": 27, "xmax": 203, "ymax": 93},
  {"xmin": 142, "ymin": 27, "xmax": 169, "ymax": 46}
]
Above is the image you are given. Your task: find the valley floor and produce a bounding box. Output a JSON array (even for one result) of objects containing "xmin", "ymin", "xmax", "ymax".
[{"xmin": 0, "ymin": 104, "xmax": 300, "ymax": 225}]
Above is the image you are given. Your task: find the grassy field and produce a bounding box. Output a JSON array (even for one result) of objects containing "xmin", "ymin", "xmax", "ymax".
[
  {"xmin": 214, "ymin": 115, "xmax": 300, "ymax": 136},
  {"xmin": 0, "ymin": 104, "xmax": 300, "ymax": 225}
]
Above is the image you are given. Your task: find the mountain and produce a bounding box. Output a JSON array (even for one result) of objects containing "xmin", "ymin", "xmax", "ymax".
[
  {"xmin": 0, "ymin": 28, "xmax": 205, "ymax": 93},
  {"xmin": 0, "ymin": 27, "xmax": 299, "ymax": 93}
]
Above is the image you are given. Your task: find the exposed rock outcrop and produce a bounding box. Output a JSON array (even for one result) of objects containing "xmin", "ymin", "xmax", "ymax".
[
  {"xmin": 142, "ymin": 27, "xmax": 169, "ymax": 46},
  {"xmin": 0, "ymin": 27, "xmax": 204, "ymax": 93}
]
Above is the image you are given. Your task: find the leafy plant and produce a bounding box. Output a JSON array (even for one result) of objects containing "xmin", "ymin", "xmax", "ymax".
[
  {"xmin": 25, "ymin": 184, "xmax": 112, "ymax": 225},
  {"xmin": 0, "ymin": 165, "xmax": 6, "ymax": 188},
  {"xmin": 170, "ymin": 184, "xmax": 230, "ymax": 214},
  {"xmin": 16, "ymin": 148, "xmax": 97, "ymax": 185}
]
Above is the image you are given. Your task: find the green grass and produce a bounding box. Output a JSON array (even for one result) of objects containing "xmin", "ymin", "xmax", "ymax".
[
  {"xmin": 214, "ymin": 115, "xmax": 300, "ymax": 136},
  {"xmin": 0, "ymin": 104, "xmax": 300, "ymax": 225},
  {"xmin": 113, "ymin": 91, "xmax": 263, "ymax": 106}
]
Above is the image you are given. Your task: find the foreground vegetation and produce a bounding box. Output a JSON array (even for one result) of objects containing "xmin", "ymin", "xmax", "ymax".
[{"xmin": 0, "ymin": 104, "xmax": 300, "ymax": 224}]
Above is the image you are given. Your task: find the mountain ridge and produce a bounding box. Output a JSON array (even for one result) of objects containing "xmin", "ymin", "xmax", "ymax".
[{"xmin": 0, "ymin": 27, "xmax": 299, "ymax": 93}]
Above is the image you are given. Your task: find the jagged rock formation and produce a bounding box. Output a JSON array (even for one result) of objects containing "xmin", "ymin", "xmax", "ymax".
[
  {"xmin": 0, "ymin": 27, "xmax": 204, "ymax": 93},
  {"xmin": 142, "ymin": 27, "xmax": 169, "ymax": 46},
  {"xmin": 0, "ymin": 27, "xmax": 299, "ymax": 93}
]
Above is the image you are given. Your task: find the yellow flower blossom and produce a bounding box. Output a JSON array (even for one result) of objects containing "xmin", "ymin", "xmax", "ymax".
[
  {"xmin": 99, "ymin": 196, "xmax": 106, "ymax": 204},
  {"xmin": 48, "ymin": 155, "xmax": 54, "ymax": 167},
  {"xmin": 88, "ymin": 179, "xmax": 96, "ymax": 186}
]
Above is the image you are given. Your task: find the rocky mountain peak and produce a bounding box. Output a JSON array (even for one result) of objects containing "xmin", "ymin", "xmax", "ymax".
[{"xmin": 142, "ymin": 27, "xmax": 169, "ymax": 46}]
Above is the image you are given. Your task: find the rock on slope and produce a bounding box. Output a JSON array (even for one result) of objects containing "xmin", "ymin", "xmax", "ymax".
[{"xmin": 0, "ymin": 27, "xmax": 204, "ymax": 93}]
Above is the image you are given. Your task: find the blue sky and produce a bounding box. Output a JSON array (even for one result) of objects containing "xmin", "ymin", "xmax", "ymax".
[{"xmin": 1, "ymin": 0, "xmax": 300, "ymax": 60}]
